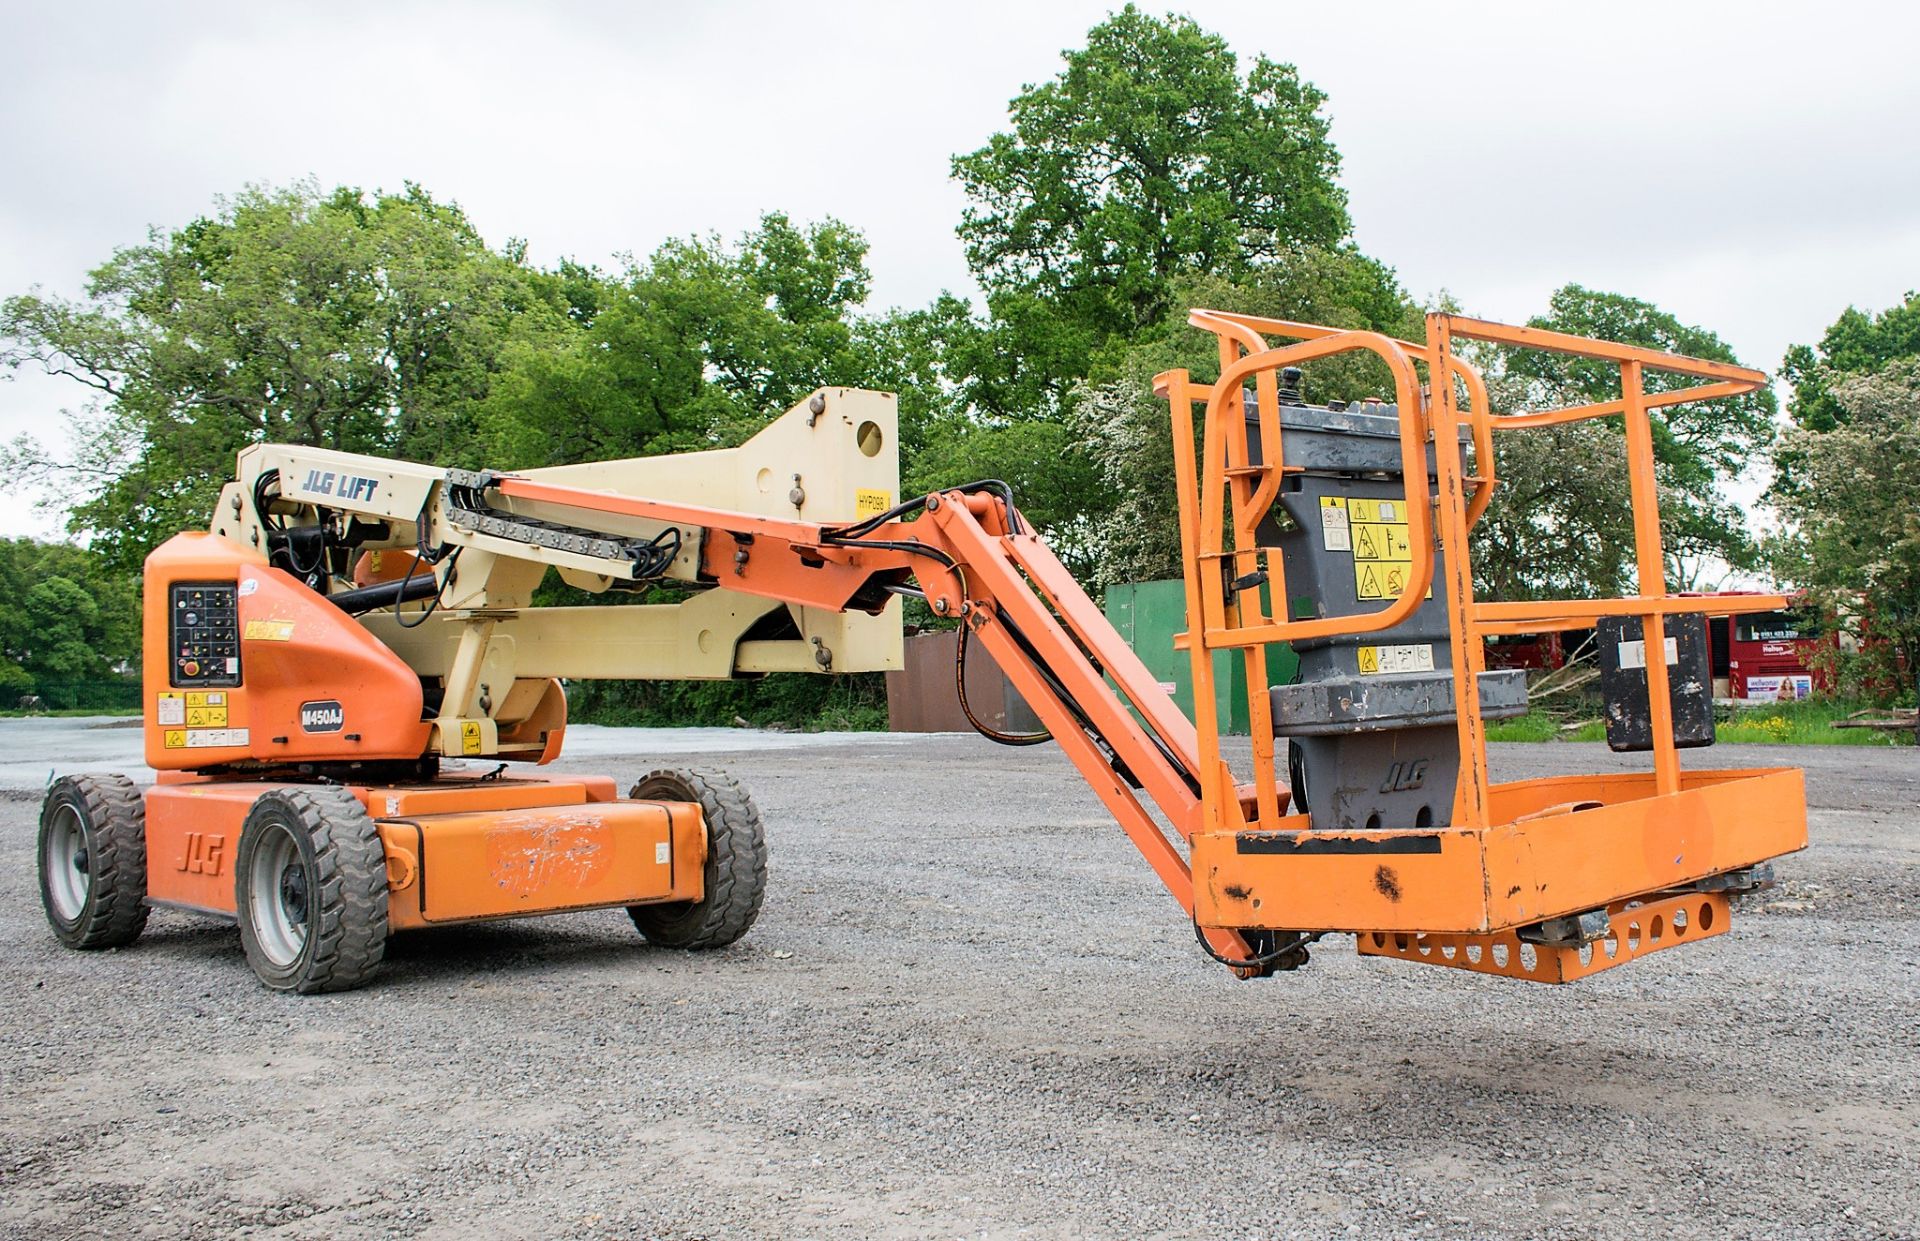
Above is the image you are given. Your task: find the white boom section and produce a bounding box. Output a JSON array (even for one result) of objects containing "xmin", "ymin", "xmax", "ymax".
[{"xmin": 205, "ymin": 389, "xmax": 903, "ymax": 758}]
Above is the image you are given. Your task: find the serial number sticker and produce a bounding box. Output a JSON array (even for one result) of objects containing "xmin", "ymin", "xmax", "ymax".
[
  {"xmin": 854, "ymin": 488, "xmax": 891, "ymax": 517},
  {"xmin": 1617, "ymin": 637, "xmax": 1679, "ymax": 670},
  {"xmin": 1357, "ymin": 644, "xmax": 1435, "ymax": 676},
  {"xmin": 1318, "ymin": 496, "xmax": 1350, "ymax": 551},
  {"xmin": 655, "ymin": 841, "xmax": 671, "ymax": 865},
  {"xmin": 157, "ymin": 694, "xmax": 186, "ymax": 727},
  {"xmin": 243, "ymin": 619, "xmax": 295, "ymax": 642}
]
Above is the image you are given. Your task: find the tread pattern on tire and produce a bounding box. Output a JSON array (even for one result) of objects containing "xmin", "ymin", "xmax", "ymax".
[
  {"xmin": 627, "ymin": 767, "xmax": 767, "ymax": 950},
  {"xmin": 41, "ymin": 774, "xmax": 148, "ymax": 950},
  {"xmin": 239, "ymin": 786, "xmax": 388, "ymax": 994}
]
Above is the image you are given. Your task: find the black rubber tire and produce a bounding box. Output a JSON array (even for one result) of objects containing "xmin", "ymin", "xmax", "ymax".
[
  {"xmin": 626, "ymin": 767, "xmax": 766, "ymax": 950},
  {"xmin": 234, "ymin": 787, "xmax": 388, "ymax": 994},
  {"xmin": 38, "ymin": 774, "xmax": 149, "ymax": 950}
]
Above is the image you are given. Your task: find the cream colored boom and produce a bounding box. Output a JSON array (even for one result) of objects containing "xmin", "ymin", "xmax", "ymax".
[{"xmin": 206, "ymin": 389, "xmax": 903, "ymax": 758}]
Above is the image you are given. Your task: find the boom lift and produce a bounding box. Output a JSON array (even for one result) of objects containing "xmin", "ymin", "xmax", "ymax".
[{"xmin": 36, "ymin": 312, "xmax": 1806, "ymax": 992}]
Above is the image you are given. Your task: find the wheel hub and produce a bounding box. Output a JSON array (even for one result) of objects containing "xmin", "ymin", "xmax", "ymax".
[
  {"xmin": 278, "ymin": 863, "xmax": 309, "ymax": 924},
  {"xmin": 44, "ymin": 804, "xmax": 92, "ymax": 921}
]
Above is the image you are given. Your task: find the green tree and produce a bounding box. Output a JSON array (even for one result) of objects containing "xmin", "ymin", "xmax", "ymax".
[
  {"xmin": 1468, "ymin": 285, "xmax": 1776, "ymax": 598},
  {"xmin": 925, "ymin": 7, "xmax": 1369, "ymax": 587},
  {"xmin": 480, "ymin": 213, "xmax": 875, "ymax": 467},
  {"xmin": 0, "ymin": 181, "xmax": 539, "ymax": 573},
  {"xmin": 952, "ymin": 4, "xmax": 1350, "ymax": 418},
  {"xmin": 0, "ymin": 539, "xmax": 139, "ymax": 707},
  {"xmin": 1768, "ymin": 361, "xmax": 1920, "ymax": 706},
  {"xmin": 1781, "ymin": 292, "xmax": 1920, "ymax": 433}
]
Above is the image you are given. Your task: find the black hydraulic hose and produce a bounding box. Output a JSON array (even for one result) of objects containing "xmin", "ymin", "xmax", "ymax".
[
  {"xmin": 955, "ymin": 614, "xmax": 1052, "ymax": 746},
  {"xmin": 1192, "ymin": 925, "xmax": 1321, "ymax": 971},
  {"xmin": 323, "ymin": 572, "xmax": 444, "ymax": 616}
]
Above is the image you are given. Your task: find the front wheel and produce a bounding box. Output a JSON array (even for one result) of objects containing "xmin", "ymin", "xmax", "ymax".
[
  {"xmin": 38, "ymin": 774, "xmax": 149, "ymax": 950},
  {"xmin": 235, "ymin": 787, "xmax": 388, "ymax": 994},
  {"xmin": 626, "ymin": 767, "xmax": 766, "ymax": 950}
]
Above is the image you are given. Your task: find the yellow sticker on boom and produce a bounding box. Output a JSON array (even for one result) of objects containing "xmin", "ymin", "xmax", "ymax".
[
  {"xmin": 460, "ymin": 720, "xmax": 483, "ymax": 755},
  {"xmin": 854, "ymin": 488, "xmax": 891, "ymax": 518}
]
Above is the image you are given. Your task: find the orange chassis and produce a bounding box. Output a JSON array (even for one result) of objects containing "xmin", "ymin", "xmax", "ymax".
[{"xmin": 143, "ymin": 772, "xmax": 705, "ymax": 931}]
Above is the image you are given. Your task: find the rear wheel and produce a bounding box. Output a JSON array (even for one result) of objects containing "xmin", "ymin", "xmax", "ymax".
[
  {"xmin": 626, "ymin": 767, "xmax": 766, "ymax": 950},
  {"xmin": 38, "ymin": 774, "xmax": 148, "ymax": 950},
  {"xmin": 235, "ymin": 787, "xmax": 388, "ymax": 994}
]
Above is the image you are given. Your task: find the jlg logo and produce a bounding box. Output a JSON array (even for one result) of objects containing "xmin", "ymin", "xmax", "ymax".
[
  {"xmin": 1380, "ymin": 759, "xmax": 1428, "ymax": 793},
  {"xmin": 300, "ymin": 468, "xmax": 381, "ymax": 503},
  {"xmin": 178, "ymin": 832, "xmax": 225, "ymax": 875}
]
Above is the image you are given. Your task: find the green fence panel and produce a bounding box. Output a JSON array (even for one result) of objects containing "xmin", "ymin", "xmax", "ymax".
[{"xmin": 1103, "ymin": 579, "xmax": 1298, "ymax": 737}]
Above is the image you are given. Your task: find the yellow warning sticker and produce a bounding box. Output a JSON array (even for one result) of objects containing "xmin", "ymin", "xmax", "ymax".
[
  {"xmin": 460, "ymin": 720, "xmax": 483, "ymax": 755},
  {"xmin": 1357, "ymin": 644, "xmax": 1436, "ymax": 676},
  {"xmin": 163, "ymin": 729, "xmax": 187, "ymax": 749},
  {"xmin": 243, "ymin": 619, "xmax": 295, "ymax": 642},
  {"xmin": 184, "ymin": 691, "xmax": 227, "ymax": 708},
  {"xmin": 184, "ymin": 706, "xmax": 229, "ymax": 727},
  {"xmin": 1350, "ymin": 500, "xmax": 1429, "ymax": 600},
  {"xmin": 1354, "ymin": 560, "xmax": 1431, "ymax": 601},
  {"xmin": 854, "ymin": 488, "xmax": 891, "ymax": 518}
]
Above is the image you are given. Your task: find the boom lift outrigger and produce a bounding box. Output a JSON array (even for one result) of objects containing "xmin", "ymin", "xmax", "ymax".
[{"xmin": 36, "ymin": 312, "xmax": 1806, "ymax": 992}]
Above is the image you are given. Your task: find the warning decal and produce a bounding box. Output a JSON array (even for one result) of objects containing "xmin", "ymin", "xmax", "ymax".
[
  {"xmin": 243, "ymin": 619, "xmax": 295, "ymax": 642},
  {"xmin": 1357, "ymin": 644, "xmax": 1436, "ymax": 676},
  {"xmin": 1349, "ymin": 497, "xmax": 1429, "ymax": 601},
  {"xmin": 164, "ymin": 728, "xmax": 249, "ymax": 749},
  {"xmin": 1318, "ymin": 496, "xmax": 1350, "ymax": 551},
  {"xmin": 461, "ymin": 720, "xmax": 484, "ymax": 755},
  {"xmin": 161, "ymin": 689, "xmax": 232, "ymax": 734}
]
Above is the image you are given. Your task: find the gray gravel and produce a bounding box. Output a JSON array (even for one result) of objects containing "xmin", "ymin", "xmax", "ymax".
[{"xmin": 1, "ymin": 729, "xmax": 1915, "ymax": 1240}]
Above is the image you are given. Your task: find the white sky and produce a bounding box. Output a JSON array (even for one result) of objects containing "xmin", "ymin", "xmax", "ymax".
[{"xmin": 4, "ymin": 0, "xmax": 1918, "ymax": 544}]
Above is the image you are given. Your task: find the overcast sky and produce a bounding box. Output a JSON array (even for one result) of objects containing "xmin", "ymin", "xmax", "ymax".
[{"xmin": 4, "ymin": 0, "xmax": 1918, "ymax": 541}]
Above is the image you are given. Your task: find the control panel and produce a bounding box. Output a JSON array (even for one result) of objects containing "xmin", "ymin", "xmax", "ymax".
[{"xmin": 170, "ymin": 582, "xmax": 242, "ymax": 688}]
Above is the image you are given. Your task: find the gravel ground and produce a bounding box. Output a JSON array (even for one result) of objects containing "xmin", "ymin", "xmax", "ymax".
[{"xmin": 1, "ymin": 726, "xmax": 1915, "ymax": 1240}]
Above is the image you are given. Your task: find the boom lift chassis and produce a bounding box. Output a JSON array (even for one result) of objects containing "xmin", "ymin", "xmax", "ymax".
[{"xmin": 37, "ymin": 312, "xmax": 1805, "ymax": 992}]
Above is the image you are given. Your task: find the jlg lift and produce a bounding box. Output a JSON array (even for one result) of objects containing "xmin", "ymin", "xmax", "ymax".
[{"xmin": 36, "ymin": 312, "xmax": 1805, "ymax": 992}]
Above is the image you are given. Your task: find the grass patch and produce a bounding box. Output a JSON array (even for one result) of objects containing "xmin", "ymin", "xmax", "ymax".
[
  {"xmin": 1489, "ymin": 696, "xmax": 1911, "ymax": 746},
  {"xmin": 1714, "ymin": 697, "xmax": 1912, "ymax": 746}
]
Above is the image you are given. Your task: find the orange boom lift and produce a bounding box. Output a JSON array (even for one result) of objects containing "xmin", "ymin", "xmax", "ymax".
[{"xmin": 36, "ymin": 312, "xmax": 1804, "ymax": 991}]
